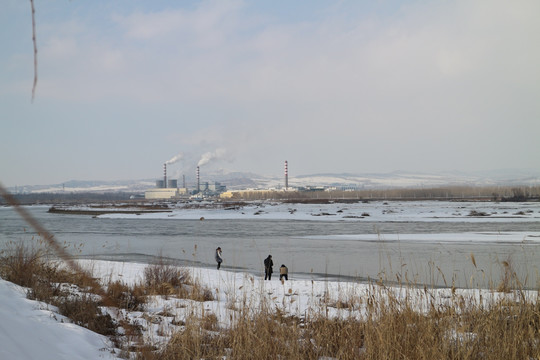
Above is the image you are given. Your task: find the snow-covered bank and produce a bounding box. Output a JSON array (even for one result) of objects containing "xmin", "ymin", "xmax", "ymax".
[
  {"xmin": 95, "ymin": 200, "xmax": 540, "ymax": 223},
  {"xmin": 0, "ymin": 278, "xmax": 119, "ymax": 360},
  {"xmin": 303, "ymin": 232, "xmax": 540, "ymax": 243},
  {"xmin": 84, "ymin": 260, "xmax": 537, "ymax": 322},
  {"xmin": 1, "ymin": 259, "xmax": 538, "ymax": 359}
]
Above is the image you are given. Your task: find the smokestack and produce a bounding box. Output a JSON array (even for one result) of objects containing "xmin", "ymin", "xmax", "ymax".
[
  {"xmin": 183, "ymin": 175, "xmax": 186, "ymax": 189},
  {"xmin": 197, "ymin": 166, "xmax": 200, "ymax": 193},
  {"xmin": 284, "ymin": 160, "xmax": 288, "ymax": 190},
  {"xmin": 164, "ymin": 163, "xmax": 167, "ymax": 188}
]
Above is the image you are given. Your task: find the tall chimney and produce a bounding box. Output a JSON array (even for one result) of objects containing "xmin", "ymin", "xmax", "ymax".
[
  {"xmin": 197, "ymin": 166, "xmax": 200, "ymax": 193},
  {"xmin": 284, "ymin": 160, "xmax": 288, "ymax": 190},
  {"xmin": 164, "ymin": 163, "xmax": 167, "ymax": 188},
  {"xmin": 183, "ymin": 174, "xmax": 186, "ymax": 189}
]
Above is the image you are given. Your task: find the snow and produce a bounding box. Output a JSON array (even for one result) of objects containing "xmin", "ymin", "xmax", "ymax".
[
  {"xmin": 0, "ymin": 278, "xmax": 118, "ymax": 360},
  {"xmin": 1, "ymin": 259, "xmax": 537, "ymax": 359},
  {"xmin": 95, "ymin": 200, "xmax": 540, "ymax": 223},
  {"xmin": 297, "ymin": 232, "xmax": 540, "ymax": 243}
]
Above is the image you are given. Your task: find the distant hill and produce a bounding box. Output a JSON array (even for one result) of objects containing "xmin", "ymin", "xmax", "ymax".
[{"xmin": 6, "ymin": 169, "xmax": 540, "ymax": 194}]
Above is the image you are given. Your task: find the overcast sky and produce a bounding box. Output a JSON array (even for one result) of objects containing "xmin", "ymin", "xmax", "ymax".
[{"xmin": 1, "ymin": 0, "xmax": 539, "ymax": 187}]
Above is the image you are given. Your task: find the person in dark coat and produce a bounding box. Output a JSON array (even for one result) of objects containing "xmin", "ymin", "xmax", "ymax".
[
  {"xmin": 279, "ymin": 264, "xmax": 288, "ymax": 281},
  {"xmin": 264, "ymin": 255, "xmax": 273, "ymax": 280},
  {"xmin": 215, "ymin": 247, "xmax": 223, "ymax": 269}
]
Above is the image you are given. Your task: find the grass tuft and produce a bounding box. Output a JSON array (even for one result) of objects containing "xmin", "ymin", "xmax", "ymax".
[{"xmin": 144, "ymin": 259, "xmax": 191, "ymax": 295}]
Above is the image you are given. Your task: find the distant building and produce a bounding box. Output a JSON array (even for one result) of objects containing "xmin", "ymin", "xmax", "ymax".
[
  {"xmin": 146, "ymin": 172, "xmax": 226, "ymax": 199},
  {"xmin": 219, "ymin": 188, "xmax": 295, "ymax": 200},
  {"xmin": 144, "ymin": 188, "xmax": 178, "ymax": 200},
  {"xmin": 204, "ymin": 181, "xmax": 227, "ymax": 193},
  {"xmin": 339, "ymin": 184, "xmax": 359, "ymax": 191},
  {"xmin": 145, "ymin": 187, "xmax": 188, "ymax": 200}
]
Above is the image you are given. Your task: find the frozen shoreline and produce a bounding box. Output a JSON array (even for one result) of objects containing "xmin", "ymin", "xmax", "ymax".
[{"xmin": 44, "ymin": 200, "xmax": 540, "ymax": 223}]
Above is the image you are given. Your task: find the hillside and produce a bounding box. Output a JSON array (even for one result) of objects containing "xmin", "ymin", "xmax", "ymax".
[{"xmin": 5, "ymin": 169, "xmax": 540, "ymax": 194}]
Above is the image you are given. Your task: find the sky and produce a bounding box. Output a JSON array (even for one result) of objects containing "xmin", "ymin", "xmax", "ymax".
[{"xmin": 1, "ymin": 0, "xmax": 539, "ymax": 187}]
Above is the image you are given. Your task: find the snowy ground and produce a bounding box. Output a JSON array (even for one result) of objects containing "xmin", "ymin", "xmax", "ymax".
[
  {"xmin": 95, "ymin": 200, "xmax": 540, "ymax": 223},
  {"xmin": 0, "ymin": 274, "xmax": 119, "ymax": 360},
  {"xmin": 1, "ymin": 259, "xmax": 536, "ymax": 360}
]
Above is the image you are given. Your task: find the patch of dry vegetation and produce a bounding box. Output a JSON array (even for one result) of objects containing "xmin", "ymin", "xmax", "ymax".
[
  {"xmin": 143, "ymin": 263, "xmax": 540, "ymax": 360},
  {"xmin": 145, "ymin": 290, "xmax": 540, "ymax": 359},
  {"xmin": 0, "ymin": 240, "xmax": 214, "ymax": 353},
  {"xmin": 0, "ymin": 240, "xmax": 117, "ymax": 336},
  {"xmin": 225, "ymin": 185, "xmax": 540, "ymax": 202}
]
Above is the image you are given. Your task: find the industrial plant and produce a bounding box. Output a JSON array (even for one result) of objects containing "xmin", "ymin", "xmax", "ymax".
[{"xmin": 144, "ymin": 164, "xmax": 226, "ymax": 200}]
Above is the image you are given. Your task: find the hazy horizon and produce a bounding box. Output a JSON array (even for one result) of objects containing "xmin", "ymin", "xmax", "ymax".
[
  {"xmin": 2, "ymin": 0, "xmax": 539, "ymax": 187},
  {"xmin": 6, "ymin": 167, "xmax": 540, "ymax": 190}
]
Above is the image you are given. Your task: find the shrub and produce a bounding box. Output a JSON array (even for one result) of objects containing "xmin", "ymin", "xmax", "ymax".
[
  {"xmin": 0, "ymin": 241, "xmax": 49, "ymax": 288},
  {"xmin": 144, "ymin": 260, "xmax": 191, "ymax": 295},
  {"xmin": 106, "ymin": 280, "xmax": 146, "ymax": 311},
  {"xmin": 55, "ymin": 293, "xmax": 117, "ymax": 336}
]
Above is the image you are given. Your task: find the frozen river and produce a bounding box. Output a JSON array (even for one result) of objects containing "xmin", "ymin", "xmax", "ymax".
[{"xmin": 1, "ymin": 200, "xmax": 540, "ymax": 289}]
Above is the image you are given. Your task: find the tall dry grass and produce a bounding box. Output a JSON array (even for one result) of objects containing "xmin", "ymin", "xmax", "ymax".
[
  {"xmin": 0, "ymin": 240, "xmax": 54, "ymax": 287},
  {"xmin": 149, "ymin": 285, "xmax": 540, "ymax": 360},
  {"xmin": 143, "ymin": 257, "xmax": 214, "ymax": 301},
  {"xmin": 0, "ymin": 240, "xmax": 118, "ymax": 336}
]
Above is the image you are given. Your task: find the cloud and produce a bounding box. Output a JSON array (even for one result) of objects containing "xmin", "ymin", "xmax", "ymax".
[{"xmin": 33, "ymin": 0, "xmax": 540, "ymax": 110}]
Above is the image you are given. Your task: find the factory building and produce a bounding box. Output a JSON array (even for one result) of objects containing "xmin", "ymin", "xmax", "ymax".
[
  {"xmin": 145, "ymin": 163, "xmax": 186, "ymax": 200},
  {"xmin": 145, "ymin": 188, "xmax": 181, "ymax": 200},
  {"xmin": 144, "ymin": 163, "xmax": 226, "ymax": 200},
  {"xmin": 202, "ymin": 181, "xmax": 226, "ymax": 194},
  {"xmin": 220, "ymin": 188, "xmax": 295, "ymax": 200}
]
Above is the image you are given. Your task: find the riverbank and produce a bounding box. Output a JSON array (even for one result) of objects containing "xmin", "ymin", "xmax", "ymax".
[{"xmin": 2, "ymin": 259, "xmax": 539, "ymax": 359}]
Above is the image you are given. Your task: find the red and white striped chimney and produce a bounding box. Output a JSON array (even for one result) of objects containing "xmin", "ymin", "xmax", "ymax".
[
  {"xmin": 163, "ymin": 163, "xmax": 167, "ymax": 188},
  {"xmin": 196, "ymin": 166, "xmax": 200, "ymax": 193},
  {"xmin": 284, "ymin": 160, "xmax": 288, "ymax": 190}
]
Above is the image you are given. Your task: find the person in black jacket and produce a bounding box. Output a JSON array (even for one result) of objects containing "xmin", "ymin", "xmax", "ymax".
[{"xmin": 264, "ymin": 255, "xmax": 273, "ymax": 280}]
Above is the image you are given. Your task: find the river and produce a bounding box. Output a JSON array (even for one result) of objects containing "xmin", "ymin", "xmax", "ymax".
[{"xmin": 1, "ymin": 201, "xmax": 540, "ymax": 289}]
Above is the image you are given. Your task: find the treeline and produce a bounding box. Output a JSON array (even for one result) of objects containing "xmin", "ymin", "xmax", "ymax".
[
  {"xmin": 224, "ymin": 186, "xmax": 540, "ymax": 202},
  {"xmin": 2, "ymin": 186, "xmax": 539, "ymax": 206}
]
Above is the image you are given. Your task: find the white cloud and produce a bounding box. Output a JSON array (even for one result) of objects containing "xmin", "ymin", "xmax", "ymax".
[{"xmin": 34, "ymin": 0, "xmax": 540, "ymax": 108}]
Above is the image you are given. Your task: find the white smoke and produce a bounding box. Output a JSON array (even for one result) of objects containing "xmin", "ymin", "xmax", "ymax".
[
  {"xmin": 198, "ymin": 148, "xmax": 227, "ymax": 167},
  {"xmin": 165, "ymin": 153, "xmax": 184, "ymax": 165}
]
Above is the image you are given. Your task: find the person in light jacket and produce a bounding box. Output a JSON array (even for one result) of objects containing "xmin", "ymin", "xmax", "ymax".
[
  {"xmin": 215, "ymin": 247, "xmax": 223, "ymax": 270},
  {"xmin": 264, "ymin": 255, "xmax": 273, "ymax": 280},
  {"xmin": 279, "ymin": 264, "xmax": 288, "ymax": 281}
]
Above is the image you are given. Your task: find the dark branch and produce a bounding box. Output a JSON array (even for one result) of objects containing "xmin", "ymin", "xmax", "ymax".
[{"xmin": 30, "ymin": 0, "xmax": 38, "ymax": 102}]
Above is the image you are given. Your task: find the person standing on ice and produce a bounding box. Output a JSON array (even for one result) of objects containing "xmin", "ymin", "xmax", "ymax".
[
  {"xmin": 264, "ymin": 255, "xmax": 273, "ymax": 280},
  {"xmin": 215, "ymin": 247, "xmax": 223, "ymax": 269},
  {"xmin": 279, "ymin": 264, "xmax": 288, "ymax": 281}
]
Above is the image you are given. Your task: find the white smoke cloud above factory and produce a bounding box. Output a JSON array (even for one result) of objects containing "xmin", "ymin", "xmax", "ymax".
[
  {"xmin": 160, "ymin": 149, "xmax": 231, "ymax": 183},
  {"xmin": 165, "ymin": 153, "xmax": 184, "ymax": 165},
  {"xmin": 197, "ymin": 148, "xmax": 228, "ymax": 167}
]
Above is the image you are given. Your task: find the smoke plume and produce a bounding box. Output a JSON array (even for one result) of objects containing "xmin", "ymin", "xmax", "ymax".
[
  {"xmin": 198, "ymin": 148, "xmax": 227, "ymax": 167},
  {"xmin": 165, "ymin": 153, "xmax": 184, "ymax": 165}
]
